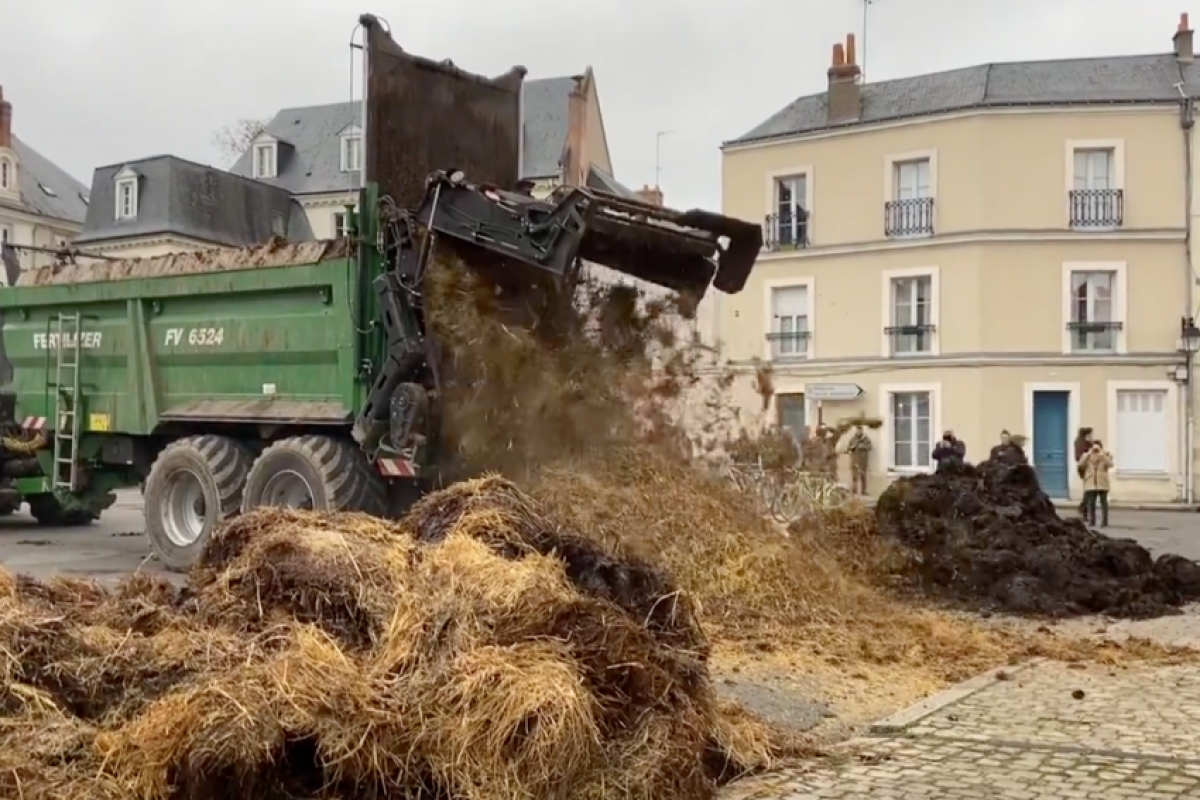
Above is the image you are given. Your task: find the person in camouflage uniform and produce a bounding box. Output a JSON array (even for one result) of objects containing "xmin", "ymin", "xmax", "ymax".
[{"xmin": 845, "ymin": 424, "xmax": 872, "ymax": 495}]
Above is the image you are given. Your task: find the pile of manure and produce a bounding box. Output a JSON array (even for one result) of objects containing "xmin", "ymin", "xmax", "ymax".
[
  {"xmin": 0, "ymin": 477, "xmax": 801, "ymax": 800},
  {"xmin": 876, "ymin": 455, "xmax": 1200, "ymax": 618}
]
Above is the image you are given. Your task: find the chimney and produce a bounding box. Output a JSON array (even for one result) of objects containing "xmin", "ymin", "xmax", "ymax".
[
  {"xmin": 635, "ymin": 184, "xmax": 663, "ymax": 207},
  {"xmin": 561, "ymin": 75, "xmax": 589, "ymax": 187},
  {"xmin": 1176, "ymin": 13, "xmax": 1194, "ymax": 63},
  {"xmin": 0, "ymin": 87, "xmax": 11, "ymax": 150},
  {"xmin": 826, "ymin": 33, "xmax": 862, "ymax": 124}
]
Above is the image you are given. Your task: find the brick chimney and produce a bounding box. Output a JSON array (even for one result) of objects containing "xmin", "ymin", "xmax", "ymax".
[
  {"xmin": 826, "ymin": 33, "xmax": 862, "ymax": 124},
  {"xmin": 1175, "ymin": 12, "xmax": 1194, "ymax": 63},
  {"xmin": 0, "ymin": 87, "xmax": 12, "ymax": 150},
  {"xmin": 635, "ymin": 184, "xmax": 663, "ymax": 206}
]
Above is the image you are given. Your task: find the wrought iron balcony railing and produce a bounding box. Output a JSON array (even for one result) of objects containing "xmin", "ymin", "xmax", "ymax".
[
  {"xmin": 884, "ymin": 197, "xmax": 935, "ymax": 238},
  {"xmin": 1067, "ymin": 319, "xmax": 1123, "ymax": 351},
  {"xmin": 766, "ymin": 330, "xmax": 811, "ymax": 359},
  {"xmin": 763, "ymin": 211, "xmax": 809, "ymax": 251},
  {"xmin": 1068, "ymin": 189, "xmax": 1124, "ymax": 229},
  {"xmin": 884, "ymin": 323, "xmax": 937, "ymax": 355}
]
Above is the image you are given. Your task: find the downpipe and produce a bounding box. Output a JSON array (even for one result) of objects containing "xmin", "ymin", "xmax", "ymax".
[{"xmin": 1179, "ymin": 86, "xmax": 1196, "ymax": 505}]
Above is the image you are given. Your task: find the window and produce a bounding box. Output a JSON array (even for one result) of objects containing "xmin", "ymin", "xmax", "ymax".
[
  {"xmin": 333, "ymin": 212, "xmax": 351, "ymax": 238},
  {"xmin": 768, "ymin": 283, "xmax": 811, "ymax": 359},
  {"xmin": 769, "ymin": 174, "xmax": 809, "ymax": 249},
  {"xmin": 1114, "ymin": 389, "xmax": 1168, "ymax": 473},
  {"xmin": 894, "ymin": 160, "xmax": 931, "ymax": 200},
  {"xmin": 886, "ymin": 155, "xmax": 934, "ymax": 237},
  {"xmin": 1067, "ymin": 141, "xmax": 1124, "ymax": 229},
  {"xmin": 0, "ymin": 158, "xmax": 10, "ymax": 191},
  {"xmin": 1062, "ymin": 263, "xmax": 1125, "ymax": 354},
  {"xmin": 775, "ymin": 393, "xmax": 806, "ymax": 444},
  {"xmin": 1069, "ymin": 271, "xmax": 1116, "ymax": 351},
  {"xmin": 1074, "ymin": 149, "xmax": 1113, "ymax": 192},
  {"xmin": 253, "ymin": 142, "xmax": 277, "ymax": 179},
  {"xmin": 884, "ymin": 270, "xmax": 937, "ymax": 357},
  {"xmin": 341, "ymin": 130, "xmax": 363, "ymax": 172},
  {"xmin": 115, "ymin": 178, "xmax": 137, "ymax": 220},
  {"xmin": 0, "ymin": 224, "xmax": 10, "ymax": 244},
  {"xmin": 38, "ymin": 183, "xmax": 56, "ymax": 197},
  {"xmin": 889, "ymin": 390, "xmax": 933, "ymax": 470},
  {"xmin": 271, "ymin": 213, "xmax": 285, "ymax": 237}
]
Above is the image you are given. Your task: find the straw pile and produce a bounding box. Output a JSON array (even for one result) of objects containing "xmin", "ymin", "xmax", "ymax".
[{"xmin": 0, "ymin": 477, "xmax": 797, "ymax": 800}]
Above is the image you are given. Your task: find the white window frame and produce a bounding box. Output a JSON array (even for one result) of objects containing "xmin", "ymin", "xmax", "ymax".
[
  {"xmin": 879, "ymin": 382, "xmax": 941, "ymax": 475},
  {"xmin": 0, "ymin": 156, "xmax": 12, "ymax": 192},
  {"xmin": 113, "ymin": 167, "xmax": 138, "ymax": 221},
  {"xmin": 762, "ymin": 277, "xmax": 815, "ymax": 360},
  {"xmin": 253, "ymin": 141, "xmax": 278, "ymax": 180},
  {"xmin": 883, "ymin": 149, "xmax": 937, "ymax": 237},
  {"xmin": 764, "ymin": 166, "xmax": 813, "ymax": 248},
  {"xmin": 1106, "ymin": 379, "xmax": 1176, "ymax": 479},
  {"xmin": 0, "ymin": 223, "xmax": 11, "ymax": 244},
  {"xmin": 1060, "ymin": 261, "xmax": 1127, "ymax": 355},
  {"xmin": 1065, "ymin": 139, "xmax": 1125, "ymax": 229},
  {"xmin": 880, "ymin": 266, "xmax": 940, "ymax": 358},
  {"xmin": 332, "ymin": 211, "xmax": 351, "ymax": 238},
  {"xmin": 341, "ymin": 126, "xmax": 363, "ymax": 173}
]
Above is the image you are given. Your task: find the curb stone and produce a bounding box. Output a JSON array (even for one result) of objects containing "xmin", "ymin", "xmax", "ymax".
[{"xmin": 867, "ymin": 659, "xmax": 1042, "ymax": 735}]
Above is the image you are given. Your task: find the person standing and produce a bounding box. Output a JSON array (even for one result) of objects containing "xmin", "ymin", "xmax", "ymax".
[
  {"xmin": 1073, "ymin": 426, "xmax": 1094, "ymax": 515},
  {"xmin": 846, "ymin": 425, "xmax": 872, "ymax": 495},
  {"xmin": 989, "ymin": 430, "xmax": 1012, "ymax": 461},
  {"xmin": 1079, "ymin": 440, "xmax": 1113, "ymax": 528},
  {"xmin": 933, "ymin": 430, "xmax": 966, "ymax": 472}
]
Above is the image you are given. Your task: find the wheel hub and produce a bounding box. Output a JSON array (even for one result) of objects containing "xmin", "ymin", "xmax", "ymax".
[
  {"xmin": 161, "ymin": 469, "xmax": 208, "ymax": 548},
  {"xmin": 259, "ymin": 470, "xmax": 316, "ymax": 511}
]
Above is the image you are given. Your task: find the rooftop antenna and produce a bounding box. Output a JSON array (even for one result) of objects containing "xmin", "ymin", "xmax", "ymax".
[
  {"xmin": 862, "ymin": 0, "xmax": 874, "ymax": 81},
  {"xmin": 655, "ymin": 130, "xmax": 674, "ymax": 188}
]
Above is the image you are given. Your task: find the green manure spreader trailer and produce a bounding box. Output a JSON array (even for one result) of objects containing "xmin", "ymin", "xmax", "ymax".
[{"xmin": 0, "ymin": 15, "xmax": 762, "ymax": 571}]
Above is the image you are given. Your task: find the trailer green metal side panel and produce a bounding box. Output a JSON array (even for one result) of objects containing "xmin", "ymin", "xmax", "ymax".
[{"xmin": 0, "ymin": 258, "xmax": 362, "ymax": 436}]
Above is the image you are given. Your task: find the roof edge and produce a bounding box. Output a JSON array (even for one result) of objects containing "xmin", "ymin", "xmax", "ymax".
[{"xmin": 721, "ymin": 98, "xmax": 1183, "ymax": 150}]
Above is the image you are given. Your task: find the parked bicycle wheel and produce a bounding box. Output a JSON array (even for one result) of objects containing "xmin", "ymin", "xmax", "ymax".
[{"xmin": 771, "ymin": 479, "xmax": 803, "ymax": 523}]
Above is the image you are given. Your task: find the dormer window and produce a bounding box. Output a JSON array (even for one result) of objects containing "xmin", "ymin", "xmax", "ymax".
[
  {"xmin": 0, "ymin": 156, "xmax": 13, "ymax": 192},
  {"xmin": 113, "ymin": 166, "xmax": 139, "ymax": 220},
  {"xmin": 340, "ymin": 125, "xmax": 362, "ymax": 172},
  {"xmin": 253, "ymin": 141, "xmax": 277, "ymax": 179}
]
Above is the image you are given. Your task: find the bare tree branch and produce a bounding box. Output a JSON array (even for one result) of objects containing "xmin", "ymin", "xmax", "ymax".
[{"xmin": 211, "ymin": 118, "xmax": 270, "ymax": 163}]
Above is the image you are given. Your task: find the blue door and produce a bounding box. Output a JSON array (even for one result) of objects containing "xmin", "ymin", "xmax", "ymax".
[{"xmin": 1032, "ymin": 390, "xmax": 1070, "ymax": 498}]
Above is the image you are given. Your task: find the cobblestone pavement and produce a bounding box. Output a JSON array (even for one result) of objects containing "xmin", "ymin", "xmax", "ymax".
[{"xmin": 725, "ymin": 661, "xmax": 1200, "ymax": 799}]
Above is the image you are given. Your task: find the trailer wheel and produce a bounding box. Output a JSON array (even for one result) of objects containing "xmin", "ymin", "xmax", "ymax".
[
  {"xmin": 144, "ymin": 435, "xmax": 252, "ymax": 572},
  {"xmin": 241, "ymin": 435, "xmax": 387, "ymax": 516}
]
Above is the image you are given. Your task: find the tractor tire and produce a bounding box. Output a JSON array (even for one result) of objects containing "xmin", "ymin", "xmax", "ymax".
[
  {"xmin": 28, "ymin": 494, "xmax": 97, "ymax": 527},
  {"xmin": 144, "ymin": 435, "xmax": 253, "ymax": 572},
  {"xmin": 241, "ymin": 435, "xmax": 386, "ymax": 516}
]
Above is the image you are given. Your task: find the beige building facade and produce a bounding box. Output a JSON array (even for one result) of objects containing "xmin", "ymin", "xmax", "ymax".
[{"xmin": 711, "ymin": 17, "xmax": 1200, "ymax": 503}]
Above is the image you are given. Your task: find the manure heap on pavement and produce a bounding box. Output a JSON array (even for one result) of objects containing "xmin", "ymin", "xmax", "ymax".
[
  {"xmin": 875, "ymin": 452, "xmax": 1200, "ymax": 618},
  {"xmin": 0, "ymin": 476, "xmax": 788, "ymax": 800}
]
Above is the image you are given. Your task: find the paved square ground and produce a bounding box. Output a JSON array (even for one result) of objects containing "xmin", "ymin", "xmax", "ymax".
[{"xmin": 726, "ymin": 661, "xmax": 1200, "ymax": 799}]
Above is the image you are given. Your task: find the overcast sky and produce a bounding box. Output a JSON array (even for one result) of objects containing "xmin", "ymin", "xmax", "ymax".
[{"xmin": 2, "ymin": 0, "xmax": 1190, "ymax": 210}]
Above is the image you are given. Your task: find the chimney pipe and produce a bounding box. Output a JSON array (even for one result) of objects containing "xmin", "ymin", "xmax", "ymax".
[
  {"xmin": 1176, "ymin": 12, "xmax": 1194, "ymax": 64},
  {"xmin": 826, "ymin": 34, "xmax": 862, "ymax": 124},
  {"xmin": 0, "ymin": 87, "xmax": 12, "ymax": 150},
  {"xmin": 635, "ymin": 184, "xmax": 663, "ymax": 207}
]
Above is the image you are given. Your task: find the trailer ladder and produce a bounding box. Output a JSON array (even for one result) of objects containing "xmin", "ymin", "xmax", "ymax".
[{"xmin": 51, "ymin": 312, "xmax": 83, "ymax": 492}]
